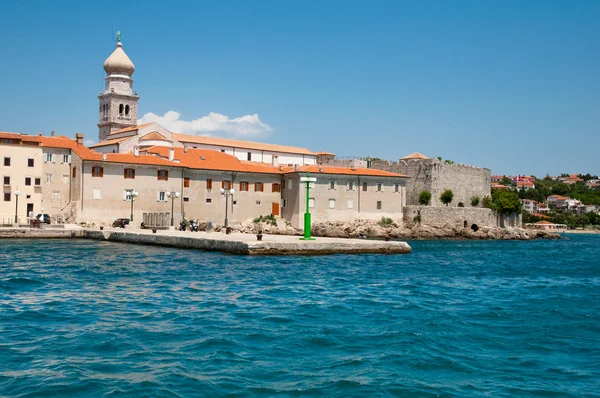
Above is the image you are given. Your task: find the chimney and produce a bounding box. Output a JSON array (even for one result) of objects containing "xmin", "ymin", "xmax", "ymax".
[
  {"xmin": 272, "ymin": 155, "xmax": 279, "ymax": 167},
  {"xmin": 294, "ymin": 164, "xmax": 298, "ymax": 172},
  {"xmin": 169, "ymin": 147, "xmax": 175, "ymax": 161},
  {"xmin": 75, "ymin": 133, "xmax": 84, "ymax": 145},
  {"xmin": 51, "ymin": 130, "xmax": 55, "ymax": 137},
  {"xmin": 134, "ymin": 147, "xmax": 139, "ymax": 157},
  {"xmin": 183, "ymin": 144, "xmax": 188, "ymax": 153},
  {"xmin": 102, "ymin": 153, "xmax": 107, "ymax": 161},
  {"xmin": 279, "ymin": 165, "xmax": 284, "ymax": 171}
]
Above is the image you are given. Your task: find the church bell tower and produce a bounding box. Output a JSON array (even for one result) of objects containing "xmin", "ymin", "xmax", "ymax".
[{"xmin": 98, "ymin": 34, "xmax": 139, "ymax": 142}]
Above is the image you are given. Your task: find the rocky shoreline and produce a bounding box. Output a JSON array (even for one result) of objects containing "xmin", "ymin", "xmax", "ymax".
[{"xmin": 234, "ymin": 219, "xmax": 560, "ymax": 241}]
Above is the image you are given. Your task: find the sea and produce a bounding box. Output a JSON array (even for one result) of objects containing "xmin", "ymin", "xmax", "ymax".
[{"xmin": 0, "ymin": 235, "xmax": 599, "ymax": 397}]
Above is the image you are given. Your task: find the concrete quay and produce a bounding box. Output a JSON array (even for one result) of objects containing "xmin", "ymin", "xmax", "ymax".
[{"xmin": 0, "ymin": 227, "xmax": 412, "ymax": 256}]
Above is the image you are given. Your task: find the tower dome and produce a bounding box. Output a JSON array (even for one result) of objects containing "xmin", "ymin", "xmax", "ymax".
[{"xmin": 103, "ymin": 42, "xmax": 135, "ymax": 76}]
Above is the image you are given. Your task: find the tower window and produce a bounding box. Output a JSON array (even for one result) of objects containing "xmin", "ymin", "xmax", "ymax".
[
  {"xmin": 125, "ymin": 105, "xmax": 130, "ymax": 115},
  {"xmin": 119, "ymin": 104, "xmax": 124, "ymax": 114}
]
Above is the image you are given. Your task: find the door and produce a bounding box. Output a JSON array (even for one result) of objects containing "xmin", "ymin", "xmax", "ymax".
[
  {"xmin": 271, "ymin": 202, "xmax": 280, "ymax": 216},
  {"xmin": 26, "ymin": 203, "xmax": 34, "ymax": 219}
]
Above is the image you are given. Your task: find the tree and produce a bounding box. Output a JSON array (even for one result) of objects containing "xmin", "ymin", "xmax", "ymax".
[
  {"xmin": 471, "ymin": 197, "xmax": 480, "ymax": 207},
  {"xmin": 440, "ymin": 189, "xmax": 454, "ymax": 206},
  {"xmin": 481, "ymin": 196, "xmax": 493, "ymax": 209},
  {"xmin": 491, "ymin": 189, "xmax": 522, "ymax": 215},
  {"xmin": 419, "ymin": 190, "xmax": 432, "ymax": 205}
]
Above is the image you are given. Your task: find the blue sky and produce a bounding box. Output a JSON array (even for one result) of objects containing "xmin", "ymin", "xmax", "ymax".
[{"xmin": 1, "ymin": 0, "xmax": 598, "ymax": 176}]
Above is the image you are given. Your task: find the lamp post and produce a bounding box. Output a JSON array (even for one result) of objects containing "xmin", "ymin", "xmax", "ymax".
[
  {"xmin": 126, "ymin": 190, "xmax": 139, "ymax": 222},
  {"xmin": 300, "ymin": 172, "xmax": 317, "ymax": 240},
  {"xmin": 219, "ymin": 187, "xmax": 235, "ymax": 227},
  {"xmin": 166, "ymin": 190, "xmax": 179, "ymax": 227},
  {"xmin": 14, "ymin": 190, "xmax": 20, "ymax": 224}
]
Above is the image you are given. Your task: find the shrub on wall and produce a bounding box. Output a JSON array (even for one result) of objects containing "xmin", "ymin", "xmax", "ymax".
[
  {"xmin": 378, "ymin": 217, "xmax": 394, "ymax": 227},
  {"xmin": 458, "ymin": 202, "xmax": 464, "ymax": 207},
  {"xmin": 440, "ymin": 189, "xmax": 454, "ymax": 206},
  {"xmin": 418, "ymin": 190, "xmax": 432, "ymax": 205},
  {"xmin": 471, "ymin": 196, "xmax": 480, "ymax": 207},
  {"xmin": 481, "ymin": 196, "xmax": 493, "ymax": 209}
]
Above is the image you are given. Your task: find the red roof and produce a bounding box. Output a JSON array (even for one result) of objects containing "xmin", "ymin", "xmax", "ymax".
[{"xmin": 291, "ymin": 165, "xmax": 408, "ymax": 178}]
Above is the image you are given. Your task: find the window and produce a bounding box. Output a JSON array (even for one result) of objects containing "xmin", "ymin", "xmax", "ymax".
[
  {"xmin": 247, "ymin": 152, "xmax": 252, "ymax": 161},
  {"xmin": 183, "ymin": 197, "xmax": 190, "ymax": 202},
  {"xmin": 28, "ymin": 158, "xmax": 34, "ymax": 167},
  {"xmin": 92, "ymin": 166, "xmax": 104, "ymax": 177},
  {"xmin": 124, "ymin": 168, "xmax": 135, "ymax": 179},
  {"xmin": 329, "ymin": 180, "xmax": 336, "ymax": 190},
  {"xmin": 34, "ymin": 178, "xmax": 41, "ymax": 186},
  {"xmin": 255, "ymin": 182, "xmax": 264, "ymax": 192},
  {"xmin": 282, "ymin": 198, "xmax": 287, "ymax": 208},
  {"xmin": 272, "ymin": 183, "xmax": 281, "ymax": 193},
  {"xmin": 222, "ymin": 180, "xmax": 232, "ymax": 189},
  {"xmin": 206, "ymin": 198, "xmax": 212, "ymax": 203},
  {"xmin": 184, "ymin": 177, "xmax": 190, "ymax": 188},
  {"xmin": 288, "ymin": 179, "xmax": 292, "ymax": 190},
  {"xmin": 52, "ymin": 191, "xmax": 60, "ymax": 201},
  {"xmin": 158, "ymin": 191, "xmax": 166, "ymax": 202},
  {"xmin": 347, "ymin": 199, "xmax": 354, "ymax": 209},
  {"xmin": 46, "ymin": 174, "xmax": 53, "ymax": 183},
  {"xmin": 125, "ymin": 105, "xmax": 130, "ymax": 115},
  {"xmin": 62, "ymin": 175, "xmax": 68, "ymax": 184},
  {"xmin": 308, "ymin": 198, "xmax": 315, "ymax": 208},
  {"xmin": 3, "ymin": 157, "xmax": 10, "ymax": 167},
  {"xmin": 206, "ymin": 179, "xmax": 213, "ymax": 191},
  {"xmin": 240, "ymin": 181, "xmax": 249, "ymax": 191},
  {"xmin": 123, "ymin": 189, "xmax": 133, "ymax": 201},
  {"xmin": 220, "ymin": 149, "xmax": 225, "ymax": 153},
  {"xmin": 329, "ymin": 199, "xmax": 336, "ymax": 209},
  {"xmin": 62, "ymin": 155, "xmax": 71, "ymax": 164},
  {"xmin": 363, "ymin": 182, "xmax": 368, "ymax": 191},
  {"xmin": 282, "ymin": 179, "xmax": 286, "ymax": 190},
  {"xmin": 93, "ymin": 188, "xmax": 102, "ymax": 200},
  {"xmin": 3, "ymin": 176, "xmax": 9, "ymax": 185},
  {"xmin": 4, "ymin": 192, "xmax": 10, "ymax": 202},
  {"xmin": 25, "ymin": 177, "xmax": 31, "ymax": 186},
  {"xmin": 45, "ymin": 153, "xmax": 54, "ymax": 163},
  {"xmin": 377, "ymin": 201, "xmax": 382, "ymax": 210},
  {"xmin": 72, "ymin": 167, "xmax": 77, "ymax": 178},
  {"xmin": 347, "ymin": 181, "xmax": 354, "ymax": 191},
  {"xmin": 376, "ymin": 183, "xmax": 383, "ymax": 192},
  {"xmin": 157, "ymin": 170, "xmax": 168, "ymax": 181},
  {"xmin": 119, "ymin": 104, "xmax": 124, "ymax": 114},
  {"xmin": 394, "ymin": 184, "xmax": 400, "ymax": 193},
  {"xmin": 256, "ymin": 200, "xmax": 261, "ymax": 205},
  {"xmin": 233, "ymin": 200, "xmax": 237, "ymax": 205}
]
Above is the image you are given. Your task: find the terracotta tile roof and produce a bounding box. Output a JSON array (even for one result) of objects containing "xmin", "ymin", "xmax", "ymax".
[
  {"xmin": 290, "ymin": 165, "xmax": 408, "ymax": 178},
  {"xmin": 89, "ymin": 136, "xmax": 131, "ymax": 148},
  {"xmin": 533, "ymin": 213, "xmax": 551, "ymax": 219},
  {"xmin": 107, "ymin": 122, "xmax": 154, "ymax": 136},
  {"xmin": 401, "ymin": 152, "xmax": 429, "ymax": 160},
  {"xmin": 315, "ymin": 151, "xmax": 336, "ymax": 156},
  {"xmin": 517, "ymin": 181, "xmax": 535, "ymax": 186},
  {"xmin": 143, "ymin": 146, "xmax": 283, "ymax": 174},
  {"xmin": 173, "ymin": 133, "xmax": 316, "ymax": 156},
  {"xmin": 535, "ymin": 221, "xmax": 554, "ymax": 225},
  {"xmin": 139, "ymin": 131, "xmax": 172, "ymax": 142},
  {"xmin": 0, "ymin": 132, "xmax": 23, "ymax": 140}
]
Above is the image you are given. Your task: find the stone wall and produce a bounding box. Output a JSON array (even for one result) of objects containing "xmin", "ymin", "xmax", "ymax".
[
  {"xmin": 403, "ymin": 205, "xmax": 521, "ymax": 229},
  {"xmin": 371, "ymin": 159, "xmax": 491, "ymax": 207}
]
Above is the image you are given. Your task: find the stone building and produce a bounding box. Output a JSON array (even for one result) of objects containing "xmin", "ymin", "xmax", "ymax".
[{"xmin": 369, "ymin": 153, "xmax": 491, "ymax": 207}]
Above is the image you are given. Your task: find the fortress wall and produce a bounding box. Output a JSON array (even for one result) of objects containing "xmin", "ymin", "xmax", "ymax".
[
  {"xmin": 371, "ymin": 159, "xmax": 491, "ymax": 206},
  {"xmin": 403, "ymin": 205, "xmax": 521, "ymax": 229}
]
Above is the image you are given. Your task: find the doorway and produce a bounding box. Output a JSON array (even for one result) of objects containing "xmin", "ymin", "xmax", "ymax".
[
  {"xmin": 271, "ymin": 202, "xmax": 280, "ymax": 216},
  {"xmin": 26, "ymin": 203, "xmax": 34, "ymax": 218}
]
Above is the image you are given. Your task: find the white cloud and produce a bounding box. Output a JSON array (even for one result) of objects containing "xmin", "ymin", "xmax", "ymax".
[
  {"xmin": 138, "ymin": 111, "xmax": 272, "ymax": 137},
  {"xmin": 83, "ymin": 139, "xmax": 97, "ymax": 147}
]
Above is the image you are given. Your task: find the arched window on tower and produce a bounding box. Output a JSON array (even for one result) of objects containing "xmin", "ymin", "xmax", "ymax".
[
  {"xmin": 119, "ymin": 104, "xmax": 124, "ymax": 114},
  {"xmin": 125, "ymin": 105, "xmax": 130, "ymax": 115}
]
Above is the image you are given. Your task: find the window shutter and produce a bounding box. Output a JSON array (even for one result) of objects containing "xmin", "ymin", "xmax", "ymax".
[
  {"xmin": 52, "ymin": 154, "xmax": 56, "ymax": 163},
  {"xmin": 123, "ymin": 169, "xmax": 127, "ymax": 178},
  {"xmin": 68, "ymin": 155, "xmax": 72, "ymax": 164},
  {"xmin": 132, "ymin": 169, "xmax": 135, "ymax": 179},
  {"xmin": 100, "ymin": 167, "xmax": 104, "ymax": 177},
  {"xmin": 157, "ymin": 191, "xmax": 160, "ymax": 202},
  {"xmin": 123, "ymin": 190, "xmax": 128, "ymax": 201}
]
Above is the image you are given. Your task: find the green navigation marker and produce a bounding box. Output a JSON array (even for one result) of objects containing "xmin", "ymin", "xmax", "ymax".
[{"xmin": 300, "ymin": 172, "xmax": 317, "ymax": 240}]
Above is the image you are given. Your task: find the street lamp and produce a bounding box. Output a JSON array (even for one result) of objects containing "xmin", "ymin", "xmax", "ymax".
[
  {"xmin": 14, "ymin": 190, "xmax": 20, "ymax": 224},
  {"xmin": 219, "ymin": 187, "xmax": 235, "ymax": 227},
  {"xmin": 166, "ymin": 190, "xmax": 180, "ymax": 227},
  {"xmin": 126, "ymin": 191, "xmax": 139, "ymax": 222}
]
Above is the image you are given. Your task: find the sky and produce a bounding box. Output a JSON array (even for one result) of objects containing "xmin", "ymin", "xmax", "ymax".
[{"xmin": 0, "ymin": 0, "xmax": 598, "ymax": 177}]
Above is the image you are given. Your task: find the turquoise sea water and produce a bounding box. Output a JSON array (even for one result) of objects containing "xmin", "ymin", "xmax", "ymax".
[{"xmin": 0, "ymin": 236, "xmax": 599, "ymax": 397}]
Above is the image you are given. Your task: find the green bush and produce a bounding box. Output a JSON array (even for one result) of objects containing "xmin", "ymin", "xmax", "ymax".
[
  {"xmin": 458, "ymin": 202, "xmax": 464, "ymax": 207},
  {"xmin": 379, "ymin": 217, "xmax": 394, "ymax": 227},
  {"xmin": 471, "ymin": 197, "xmax": 480, "ymax": 207},
  {"xmin": 253, "ymin": 214, "xmax": 277, "ymax": 226},
  {"xmin": 481, "ymin": 196, "xmax": 493, "ymax": 209},
  {"xmin": 419, "ymin": 190, "xmax": 432, "ymax": 205},
  {"xmin": 440, "ymin": 189, "xmax": 454, "ymax": 206}
]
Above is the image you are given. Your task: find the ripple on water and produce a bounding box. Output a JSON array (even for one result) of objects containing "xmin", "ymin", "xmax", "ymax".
[{"xmin": 0, "ymin": 237, "xmax": 599, "ymax": 396}]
